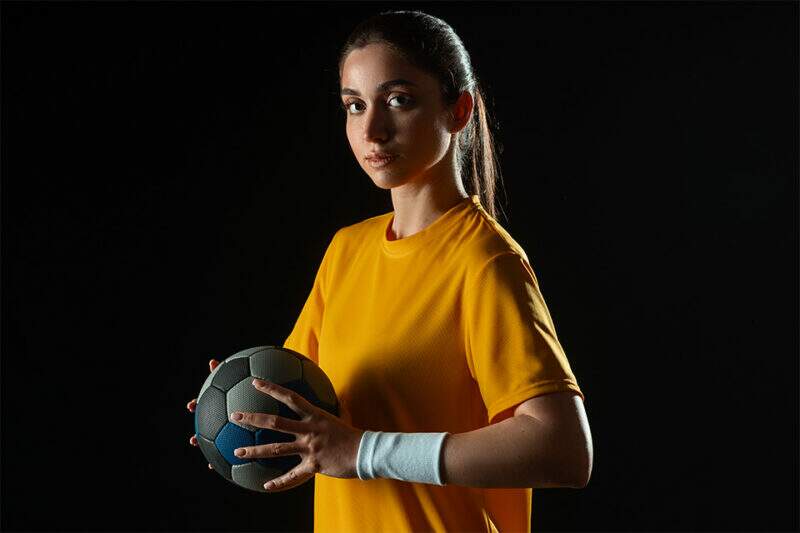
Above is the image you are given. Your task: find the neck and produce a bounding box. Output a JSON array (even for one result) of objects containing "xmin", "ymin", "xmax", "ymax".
[{"xmin": 387, "ymin": 162, "xmax": 469, "ymax": 241}]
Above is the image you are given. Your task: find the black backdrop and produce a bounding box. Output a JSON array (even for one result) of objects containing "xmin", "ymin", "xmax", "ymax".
[{"xmin": 2, "ymin": 2, "xmax": 797, "ymax": 532}]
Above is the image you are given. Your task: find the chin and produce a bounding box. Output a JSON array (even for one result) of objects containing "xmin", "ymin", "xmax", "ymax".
[{"xmin": 364, "ymin": 168, "xmax": 411, "ymax": 190}]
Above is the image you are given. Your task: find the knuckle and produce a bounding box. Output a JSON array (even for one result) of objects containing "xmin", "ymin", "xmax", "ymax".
[{"xmin": 307, "ymin": 438, "xmax": 320, "ymax": 455}]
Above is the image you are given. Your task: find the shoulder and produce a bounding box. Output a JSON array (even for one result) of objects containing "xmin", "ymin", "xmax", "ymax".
[{"xmin": 461, "ymin": 202, "xmax": 531, "ymax": 268}]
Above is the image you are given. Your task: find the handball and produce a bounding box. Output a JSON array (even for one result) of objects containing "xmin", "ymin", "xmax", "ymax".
[{"xmin": 193, "ymin": 345, "xmax": 339, "ymax": 492}]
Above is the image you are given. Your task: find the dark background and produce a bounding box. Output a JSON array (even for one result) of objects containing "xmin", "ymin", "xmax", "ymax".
[{"xmin": 2, "ymin": 1, "xmax": 797, "ymax": 531}]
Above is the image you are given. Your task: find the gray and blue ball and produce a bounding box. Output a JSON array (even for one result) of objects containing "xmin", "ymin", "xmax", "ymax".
[{"xmin": 193, "ymin": 346, "xmax": 339, "ymax": 492}]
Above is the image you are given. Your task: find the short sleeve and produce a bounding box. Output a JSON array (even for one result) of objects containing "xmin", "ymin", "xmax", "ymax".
[
  {"xmin": 283, "ymin": 231, "xmax": 338, "ymax": 366},
  {"xmin": 463, "ymin": 252, "xmax": 583, "ymax": 425}
]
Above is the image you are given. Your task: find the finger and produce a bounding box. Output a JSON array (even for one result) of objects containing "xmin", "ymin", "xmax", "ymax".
[
  {"xmin": 263, "ymin": 462, "xmax": 315, "ymax": 492},
  {"xmin": 234, "ymin": 440, "xmax": 304, "ymax": 460},
  {"xmin": 190, "ymin": 434, "xmax": 198, "ymax": 446},
  {"xmin": 187, "ymin": 398, "xmax": 197, "ymax": 412},
  {"xmin": 230, "ymin": 410, "xmax": 304, "ymax": 434},
  {"xmin": 252, "ymin": 379, "xmax": 314, "ymax": 418}
]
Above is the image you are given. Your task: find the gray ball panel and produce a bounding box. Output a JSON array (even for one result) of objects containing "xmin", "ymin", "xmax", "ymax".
[
  {"xmin": 226, "ymin": 378, "xmax": 281, "ymax": 432},
  {"xmin": 250, "ymin": 348, "xmax": 303, "ymax": 384},
  {"xmin": 198, "ymin": 362, "xmax": 222, "ymax": 402},
  {"xmin": 229, "ymin": 346, "xmax": 270, "ymax": 360},
  {"xmin": 196, "ymin": 386, "xmax": 228, "ymax": 440},
  {"xmin": 288, "ymin": 376, "xmax": 337, "ymax": 417},
  {"xmin": 198, "ymin": 348, "xmax": 262, "ymax": 400},
  {"xmin": 196, "ymin": 433, "xmax": 232, "ymax": 481},
  {"xmin": 301, "ymin": 359, "xmax": 338, "ymax": 408},
  {"xmin": 280, "ymin": 345, "xmax": 312, "ymax": 362},
  {"xmin": 212, "ymin": 356, "xmax": 251, "ymax": 392},
  {"xmin": 232, "ymin": 461, "xmax": 284, "ymax": 493}
]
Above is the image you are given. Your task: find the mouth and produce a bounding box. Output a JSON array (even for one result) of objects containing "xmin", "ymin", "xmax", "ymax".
[{"xmin": 365, "ymin": 153, "xmax": 398, "ymax": 169}]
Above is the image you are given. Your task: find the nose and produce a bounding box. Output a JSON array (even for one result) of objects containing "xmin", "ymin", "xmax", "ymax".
[{"xmin": 362, "ymin": 105, "xmax": 391, "ymax": 143}]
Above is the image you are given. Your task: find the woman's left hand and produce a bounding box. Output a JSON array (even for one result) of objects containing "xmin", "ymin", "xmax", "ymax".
[{"xmin": 229, "ymin": 378, "xmax": 364, "ymax": 492}]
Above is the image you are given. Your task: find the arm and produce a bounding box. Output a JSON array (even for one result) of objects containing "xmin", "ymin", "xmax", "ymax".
[{"xmin": 441, "ymin": 391, "xmax": 593, "ymax": 489}]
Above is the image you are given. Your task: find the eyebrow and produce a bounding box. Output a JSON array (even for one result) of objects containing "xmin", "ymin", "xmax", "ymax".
[{"xmin": 340, "ymin": 79, "xmax": 418, "ymax": 97}]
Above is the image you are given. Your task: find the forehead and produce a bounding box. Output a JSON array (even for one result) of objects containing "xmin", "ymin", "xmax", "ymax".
[{"xmin": 340, "ymin": 43, "xmax": 436, "ymax": 93}]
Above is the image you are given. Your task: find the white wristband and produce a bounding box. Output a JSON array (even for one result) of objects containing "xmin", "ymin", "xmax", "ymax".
[{"xmin": 356, "ymin": 430, "xmax": 449, "ymax": 486}]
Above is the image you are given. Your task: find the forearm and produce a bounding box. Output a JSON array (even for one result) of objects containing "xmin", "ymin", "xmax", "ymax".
[{"xmin": 441, "ymin": 414, "xmax": 586, "ymax": 489}]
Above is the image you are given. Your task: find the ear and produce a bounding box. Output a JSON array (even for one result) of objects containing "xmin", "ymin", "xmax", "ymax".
[{"xmin": 448, "ymin": 91, "xmax": 474, "ymax": 134}]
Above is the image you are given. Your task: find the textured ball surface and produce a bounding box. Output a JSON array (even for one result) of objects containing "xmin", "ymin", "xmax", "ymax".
[{"xmin": 193, "ymin": 346, "xmax": 339, "ymax": 492}]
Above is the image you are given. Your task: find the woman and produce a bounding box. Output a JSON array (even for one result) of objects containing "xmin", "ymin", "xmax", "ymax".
[{"xmin": 188, "ymin": 10, "xmax": 592, "ymax": 532}]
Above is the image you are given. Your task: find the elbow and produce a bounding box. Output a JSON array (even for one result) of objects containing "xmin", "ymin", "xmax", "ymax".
[
  {"xmin": 565, "ymin": 406, "xmax": 594, "ymax": 489},
  {"xmin": 561, "ymin": 434, "xmax": 593, "ymax": 489},
  {"xmin": 559, "ymin": 455, "xmax": 592, "ymax": 489},
  {"xmin": 565, "ymin": 461, "xmax": 592, "ymax": 489}
]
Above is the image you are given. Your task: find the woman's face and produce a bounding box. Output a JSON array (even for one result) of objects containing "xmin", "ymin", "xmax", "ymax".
[{"xmin": 339, "ymin": 43, "xmax": 457, "ymax": 190}]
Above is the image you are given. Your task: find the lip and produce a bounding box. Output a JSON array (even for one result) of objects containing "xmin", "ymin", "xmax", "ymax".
[
  {"xmin": 365, "ymin": 152, "xmax": 397, "ymax": 161},
  {"xmin": 365, "ymin": 153, "xmax": 398, "ymax": 169}
]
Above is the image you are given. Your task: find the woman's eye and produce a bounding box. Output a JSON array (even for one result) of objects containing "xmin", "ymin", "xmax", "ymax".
[
  {"xmin": 340, "ymin": 95, "xmax": 413, "ymax": 115},
  {"xmin": 388, "ymin": 94, "xmax": 412, "ymax": 107},
  {"xmin": 341, "ymin": 101, "xmax": 363, "ymax": 114}
]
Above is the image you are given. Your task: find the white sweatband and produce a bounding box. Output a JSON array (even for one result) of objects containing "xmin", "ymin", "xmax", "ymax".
[{"xmin": 356, "ymin": 430, "xmax": 449, "ymax": 486}]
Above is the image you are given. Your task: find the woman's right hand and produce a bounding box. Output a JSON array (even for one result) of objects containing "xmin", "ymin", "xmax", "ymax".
[{"xmin": 187, "ymin": 359, "xmax": 220, "ymax": 470}]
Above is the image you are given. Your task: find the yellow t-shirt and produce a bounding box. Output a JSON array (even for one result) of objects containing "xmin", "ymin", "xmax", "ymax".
[{"xmin": 283, "ymin": 194, "xmax": 583, "ymax": 533}]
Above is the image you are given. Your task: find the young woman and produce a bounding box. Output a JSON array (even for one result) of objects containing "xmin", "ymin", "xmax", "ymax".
[{"xmin": 188, "ymin": 10, "xmax": 592, "ymax": 532}]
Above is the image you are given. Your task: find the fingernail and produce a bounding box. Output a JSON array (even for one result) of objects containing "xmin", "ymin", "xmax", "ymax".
[
  {"xmin": 234, "ymin": 448, "xmax": 245, "ymax": 457},
  {"xmin": 231, "ymin": 412, "xmax": 243, "ymax": 421}
]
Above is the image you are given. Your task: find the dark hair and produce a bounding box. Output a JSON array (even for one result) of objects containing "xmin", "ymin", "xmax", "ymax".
[{"xmin": 337, "ymin": 10, "xmax": 508, "ymax": 222}]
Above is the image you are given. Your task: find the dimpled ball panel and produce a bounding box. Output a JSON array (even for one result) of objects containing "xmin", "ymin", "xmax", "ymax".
[
  {"xmin": 211, "ymin": 356, "xmax": 250, "ymax": 392},
  {"xmin": 195, "ymin": 385, "xmax": 227, "ymax": 440}
]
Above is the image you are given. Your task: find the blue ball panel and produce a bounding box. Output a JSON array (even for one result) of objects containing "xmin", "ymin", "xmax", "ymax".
[
  {"xmin": 215, "ymin": 422, "xmax": 255, "ymax": 466},
  {"xmin": 275, "ymin": 379, "xmax": 308, "ymax": 422},
  {"xmin": 255, "ymin": 429, "xmax": 302, "ymax": 471}
]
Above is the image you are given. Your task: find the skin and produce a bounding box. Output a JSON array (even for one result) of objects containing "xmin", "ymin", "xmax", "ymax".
[
  {"xmin": 340, "ymin": 42, "xmax": 474, "ymax": 239},
  {"xmin": 185, "ymin": 42, "xmax": 593, "ymax": 491}
]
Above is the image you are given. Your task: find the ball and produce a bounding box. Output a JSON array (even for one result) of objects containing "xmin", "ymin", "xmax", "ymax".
[{"xmin": 193, "ymin": 345, "xmax": 339, "ymax": 492}]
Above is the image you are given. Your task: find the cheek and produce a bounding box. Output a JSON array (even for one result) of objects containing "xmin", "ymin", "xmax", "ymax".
[
  {"xmin": 345, "ymin": 121, "xmax": 356, "ymax": 148},
  {"xmin": 403, "ymin": 114, "xmax": 450, "ymax": 159}
]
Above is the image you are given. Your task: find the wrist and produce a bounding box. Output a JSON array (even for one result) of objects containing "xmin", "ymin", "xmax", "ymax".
[{"xmin": 356, "ymin": 430, "xmax": 449, "ymax": 486}]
